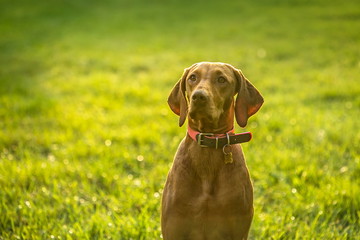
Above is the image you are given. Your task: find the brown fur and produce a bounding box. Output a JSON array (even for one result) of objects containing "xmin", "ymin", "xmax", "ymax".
[{"xmin": 162, "ymin": 62, "xmax": 264, "ymax": 240}]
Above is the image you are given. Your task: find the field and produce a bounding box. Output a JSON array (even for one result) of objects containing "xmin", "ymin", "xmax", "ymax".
[{"xmin": 0, "ymin": 0, "xmax": 359, "ymax": 239}]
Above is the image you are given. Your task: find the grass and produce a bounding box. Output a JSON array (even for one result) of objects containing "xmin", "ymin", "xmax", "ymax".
[{"xmin": 0, "ymin": 0, "xmax": 359, "ymax": 239}]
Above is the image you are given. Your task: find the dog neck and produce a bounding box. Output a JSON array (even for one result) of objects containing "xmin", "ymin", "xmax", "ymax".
[{"xmin": 188, "ymin": 104, "xmax": 235, "ymax": 134}]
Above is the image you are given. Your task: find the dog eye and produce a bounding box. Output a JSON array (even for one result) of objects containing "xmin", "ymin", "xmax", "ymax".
[
  {"xmin": 217, "ymin": 77, "xmax": 227, "ymax": 83},
  {"xmin": 189, "ymin": 74, "xmax": 197, "ymax": 82}
]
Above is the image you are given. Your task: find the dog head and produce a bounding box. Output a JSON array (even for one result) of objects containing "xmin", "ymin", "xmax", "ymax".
[{"xmin": 168, "ymin": 62, "xmax": 264, "ymax": 129}]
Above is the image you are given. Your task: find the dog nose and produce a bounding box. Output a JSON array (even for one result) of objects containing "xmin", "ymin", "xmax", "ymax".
[{"xmin": 192, "ymin": 90, "xmax": 208, "ymax": 104}]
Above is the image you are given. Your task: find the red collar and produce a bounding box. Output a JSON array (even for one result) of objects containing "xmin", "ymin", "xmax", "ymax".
[
  {"xmin": 187, "ymin": 126, "xmax": 252, "ymax": 149},
  {"xmin": 187, "ymin": 126, "xmax": 235, "ymax": 142}
]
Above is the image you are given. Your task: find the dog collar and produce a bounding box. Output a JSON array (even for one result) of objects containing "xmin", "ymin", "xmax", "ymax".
[{"xmin": 187, "ymin": 126, "xmax": 252, "ymax": 149}]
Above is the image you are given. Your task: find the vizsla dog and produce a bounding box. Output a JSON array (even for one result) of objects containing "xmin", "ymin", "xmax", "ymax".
[{"xmin": 161, "ymin": 62, "xmax": 264, "ymax": 240}]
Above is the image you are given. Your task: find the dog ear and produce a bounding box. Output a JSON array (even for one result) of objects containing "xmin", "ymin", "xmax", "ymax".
[
  {"xmin": 168, "ymin": 67, "xmax": 192, "ymax": 127},
  {"xmin": 232, "ymin": 67, "xmax": 264, "ymax": 128}
]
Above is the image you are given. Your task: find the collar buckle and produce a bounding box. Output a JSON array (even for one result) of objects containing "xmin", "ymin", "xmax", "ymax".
[{"xmin": 197, "ymin": 133, "xmax": 214, "ymax": 147}]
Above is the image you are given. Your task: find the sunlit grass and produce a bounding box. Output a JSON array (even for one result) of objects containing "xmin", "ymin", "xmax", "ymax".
[{"xmin": 0, "ymin": 0, "xmax": 359, "ymax": 239}]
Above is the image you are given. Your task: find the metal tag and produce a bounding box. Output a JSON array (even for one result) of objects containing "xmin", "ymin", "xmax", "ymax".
[{"xmin": 223, "ymin": 144, "xmax": 233, "ymax": 164}]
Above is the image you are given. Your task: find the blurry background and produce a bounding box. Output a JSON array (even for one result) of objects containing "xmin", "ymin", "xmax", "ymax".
[{"xmin": 0, "ymin": 0, "xmax": 359, "ymax": 239}]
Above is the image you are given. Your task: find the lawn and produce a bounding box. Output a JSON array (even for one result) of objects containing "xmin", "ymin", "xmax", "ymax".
[{"xmin": 0, "ymin": 0, "xmax": 359, "ymax": 239}]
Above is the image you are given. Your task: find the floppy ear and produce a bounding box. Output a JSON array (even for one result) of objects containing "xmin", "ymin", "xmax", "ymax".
[
  {"xmin": 232, "ymin": 67, "xmax": 264, "ymax": 128},
  {"xmin": 167, "ymin": 67, "xmax": 191, "ymax": 127}
]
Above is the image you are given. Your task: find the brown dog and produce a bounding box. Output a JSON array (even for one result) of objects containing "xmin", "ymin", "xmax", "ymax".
[{"xmin": 161, "ymin": 62, "xmax": 264, "ymax": 240}]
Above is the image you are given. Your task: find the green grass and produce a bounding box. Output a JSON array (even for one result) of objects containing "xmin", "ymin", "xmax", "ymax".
[{"xmin": 1, "ymin": 0, "xmax": 359, "ymax": 239}]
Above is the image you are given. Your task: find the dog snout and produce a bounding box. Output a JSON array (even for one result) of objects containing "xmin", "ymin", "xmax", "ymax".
[{"xmin": 191, "ymin": 90, "xmax": 208, "ymax": 105}]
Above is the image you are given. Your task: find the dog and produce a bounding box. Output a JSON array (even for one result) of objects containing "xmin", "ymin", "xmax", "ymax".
[{"xmin": 161, "ymin": 62, "xmax": 264, "ymax": 240}]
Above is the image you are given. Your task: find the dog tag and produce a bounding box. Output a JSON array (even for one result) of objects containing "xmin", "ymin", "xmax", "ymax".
[
  {"xmin": 223, "ymin": 144, "xmax": 233, "ymax": 164},
  {"xmin": 224, "ymin": 152, "xmax": 233, "ymax": 164}
]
